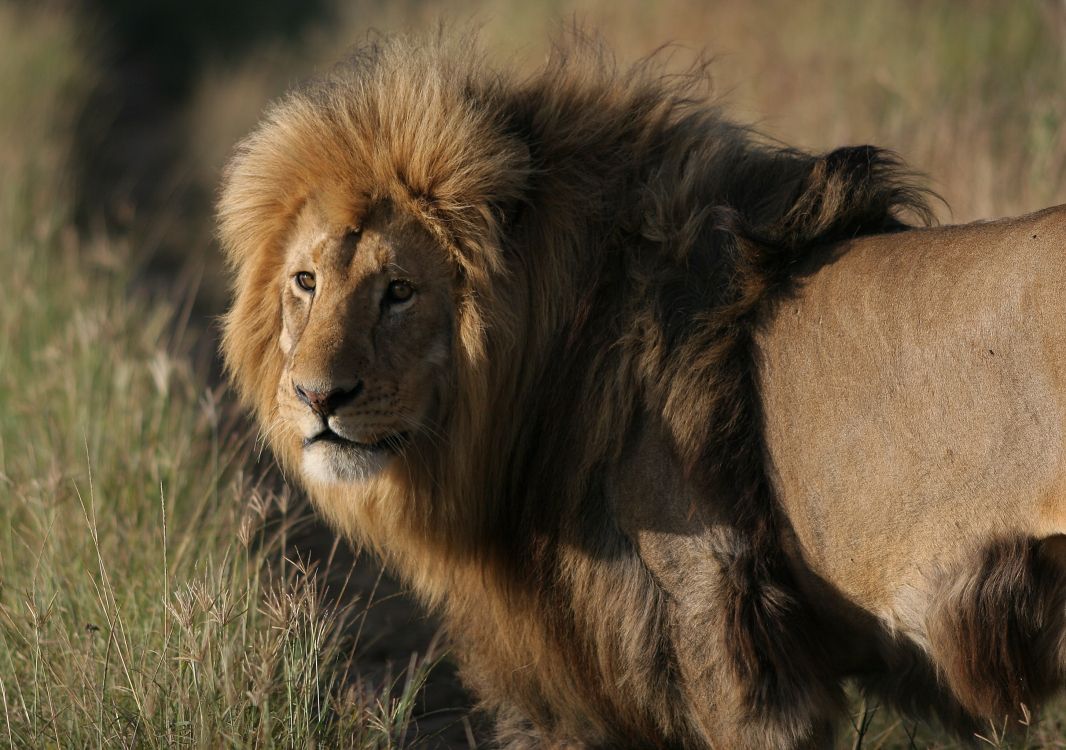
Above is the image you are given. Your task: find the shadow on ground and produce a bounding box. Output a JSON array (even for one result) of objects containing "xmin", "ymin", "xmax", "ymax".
[{"xmin": 279, "ymin": 498, "xmax": 483, "ymax": 747}]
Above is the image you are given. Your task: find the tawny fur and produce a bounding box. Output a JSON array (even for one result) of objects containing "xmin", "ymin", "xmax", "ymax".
[
  {"xmin": 218, "ymin": 31, "xmax": 1066, "ymax": 748},
  {"xmin": 758, "ymin": 204, "xmax": 1066, "ymax": 741}
]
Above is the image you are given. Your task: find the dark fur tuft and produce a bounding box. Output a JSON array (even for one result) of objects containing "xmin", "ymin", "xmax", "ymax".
[{"xmin": 927, "ymin": 537, "xmax": 1066, "ymax": 720}]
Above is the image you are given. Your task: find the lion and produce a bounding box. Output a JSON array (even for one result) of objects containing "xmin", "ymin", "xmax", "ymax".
[{"xmin": 218, "ymin": 32, "xmax": 1066, "ymax": 748}]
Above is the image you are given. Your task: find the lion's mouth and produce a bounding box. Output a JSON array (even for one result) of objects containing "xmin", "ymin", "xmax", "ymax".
[{"xmin": 303, "ymin": 428, "xmax": 409, "ymax": 453}]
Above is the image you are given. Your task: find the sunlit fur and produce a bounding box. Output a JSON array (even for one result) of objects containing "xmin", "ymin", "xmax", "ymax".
[
  {"xmin": 218, "ymin": 32, "xmax": 950, "ymax": 747},
  {"xmin": 269, "ymin": 201, "xmax": 456, "ymax": 484}
]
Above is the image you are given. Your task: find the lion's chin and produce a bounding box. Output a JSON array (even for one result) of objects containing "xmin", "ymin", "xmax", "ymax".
[{"xmin": 301, "ymin": 442, "xmax": 394, "ymax": 484}]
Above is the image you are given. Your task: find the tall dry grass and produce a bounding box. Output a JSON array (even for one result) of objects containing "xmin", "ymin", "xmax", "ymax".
[{"xmin": 2, "ymin": 1, "xmax": 1064, "ymax": 748}]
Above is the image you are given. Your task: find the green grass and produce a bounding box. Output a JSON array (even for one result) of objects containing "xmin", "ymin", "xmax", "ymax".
[{"xmin": 2, "ymin": 1, "xmax": 1065, "ymax": 748}]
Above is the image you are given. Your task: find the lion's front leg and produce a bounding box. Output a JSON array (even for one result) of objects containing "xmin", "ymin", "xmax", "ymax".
[
  {"xmin": 610, "ymin": 425, "xmax": 844, "ymax": 748},
  {"xmin": 668, "ymin": 569, "xmax": 842, "ymax": 750}
]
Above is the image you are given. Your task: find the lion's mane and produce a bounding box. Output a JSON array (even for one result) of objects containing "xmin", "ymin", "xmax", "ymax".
[{"xmin": 219, "ymin": 32, "xmax": 932, "ymax": 747}]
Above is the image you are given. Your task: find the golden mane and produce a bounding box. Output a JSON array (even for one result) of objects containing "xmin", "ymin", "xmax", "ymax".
[{"xmin": 219, "ymin": 32, "xmax": 939, "ymax": 747}]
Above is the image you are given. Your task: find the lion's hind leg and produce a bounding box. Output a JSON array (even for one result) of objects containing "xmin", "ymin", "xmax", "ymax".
[{"xmin": 924, "ymin": 535, "xmax": 1066, "ymax": 730}]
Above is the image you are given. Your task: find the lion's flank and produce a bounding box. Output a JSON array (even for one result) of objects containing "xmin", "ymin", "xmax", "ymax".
[{"xmin": 218, "ymin": 30, "xmax": 934, "ymax": 747}]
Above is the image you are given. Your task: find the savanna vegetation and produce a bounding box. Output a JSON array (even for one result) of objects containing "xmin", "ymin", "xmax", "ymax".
[{"xmin": 0, "ymin": 1, "xmax": 1063, "ymax": 747}]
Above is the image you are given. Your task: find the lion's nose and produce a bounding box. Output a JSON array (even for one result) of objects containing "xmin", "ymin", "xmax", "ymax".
[{"xmin": 293, "ymin": 380, "xmax": 363, "ymax": 418}]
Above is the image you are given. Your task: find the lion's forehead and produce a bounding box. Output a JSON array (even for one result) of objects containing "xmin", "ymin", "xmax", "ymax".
[{"xmin": 288, "ymin": 203, "xmax": 438, "ymax": 279}]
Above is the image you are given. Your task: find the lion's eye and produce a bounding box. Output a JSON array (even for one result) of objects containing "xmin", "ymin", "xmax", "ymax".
[
  {"xmin": 385, "ymin": 279, "xmax": 415, "ymax": 304},
  {"xmin": 294, "ymin": 271, "xmax": 316, "ymax": 292}
]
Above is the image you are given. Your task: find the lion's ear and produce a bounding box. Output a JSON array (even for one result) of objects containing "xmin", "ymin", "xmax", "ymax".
[
  {"xmin": 489, "ymin": 137, "xmax": 532, "ymax": 232},
  {"xmin": 435, "ymin": 130, "xmax": 532, "ymax": 278}
]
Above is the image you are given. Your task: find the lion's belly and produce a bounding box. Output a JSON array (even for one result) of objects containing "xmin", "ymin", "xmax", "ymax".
[{"xmin": 756, "ymin": 206, "xmax": 1066, "ymax": 630}]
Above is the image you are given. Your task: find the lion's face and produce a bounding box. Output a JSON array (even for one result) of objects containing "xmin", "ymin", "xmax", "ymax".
[{"xmin": 275, "ymin": 202, "xmax": 456, "ymax": 484}]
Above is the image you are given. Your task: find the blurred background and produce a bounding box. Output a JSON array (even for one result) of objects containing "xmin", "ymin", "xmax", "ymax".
[
  {"xmin": 0, "ymin": 1, "xmax": 1063, "ymax": 747},
  {"xmin": 69, "ymin": 0, "xmax": 1066, "ymax": 315}
]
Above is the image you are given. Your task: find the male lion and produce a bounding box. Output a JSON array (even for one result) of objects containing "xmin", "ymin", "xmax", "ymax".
[{"xmin": 219, "ymin": 34, "xmax": 1066, "ymax": 748}]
